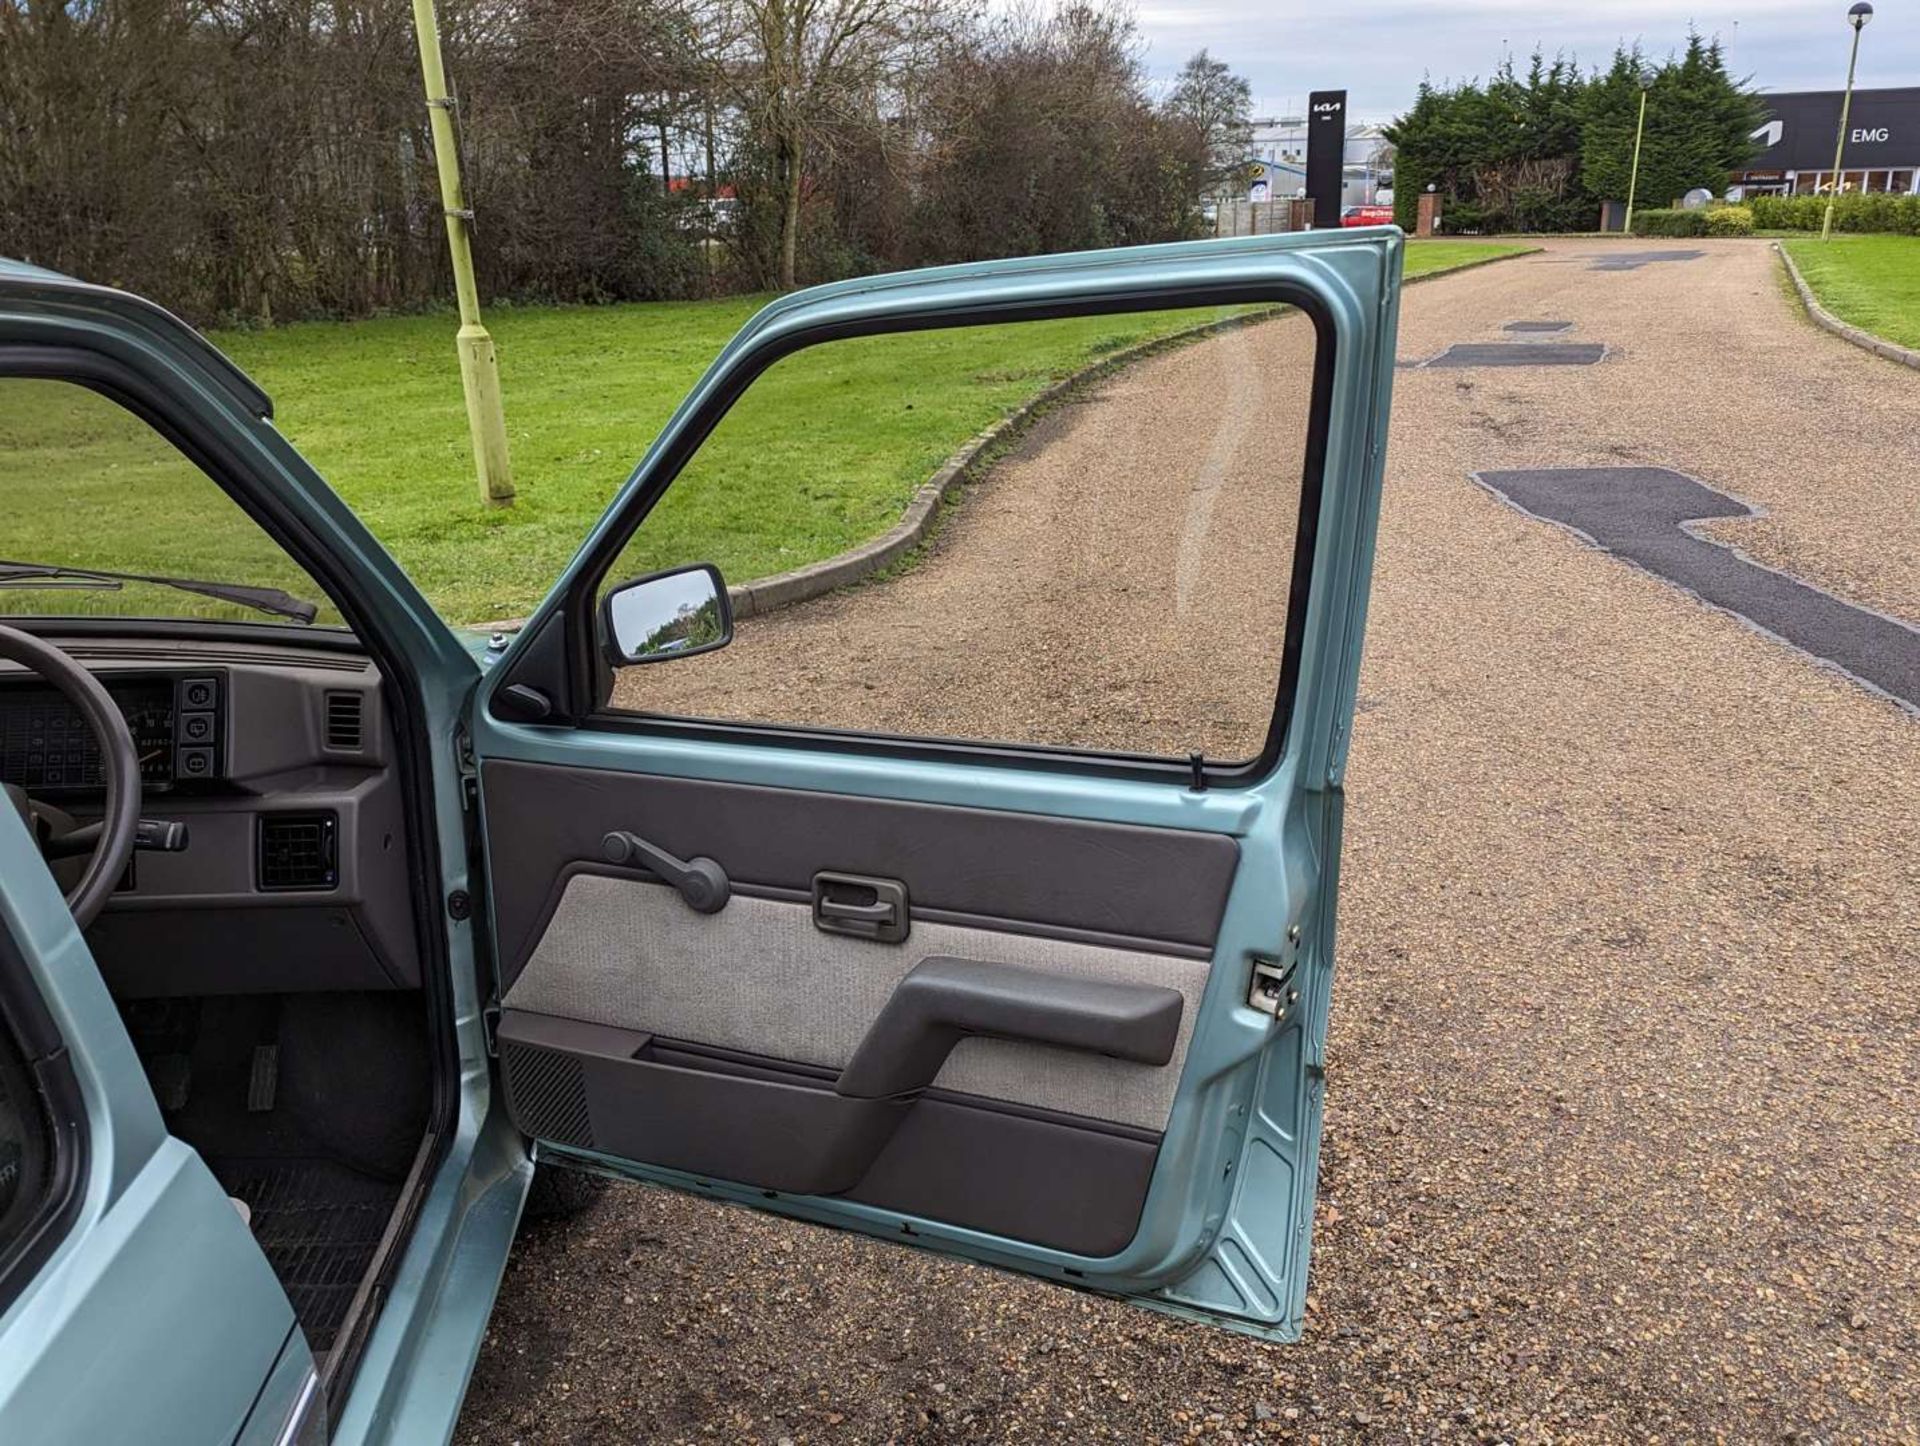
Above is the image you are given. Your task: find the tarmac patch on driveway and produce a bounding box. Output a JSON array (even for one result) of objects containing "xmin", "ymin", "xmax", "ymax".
[
  {"xmin": 1474, "ymin": 466, "xmax": 1920, "ymax": 711},
  {"xmin": 1583, "ymin": 248, "xmax": 1705, "ymax": 271},
  {"xmin": 1423, "ymin": 342, "xmax": 1605, "ymax": 368},
  {"xmin": 1503, "ymin": 319, "xmax": 1573, "ymax": 333}
]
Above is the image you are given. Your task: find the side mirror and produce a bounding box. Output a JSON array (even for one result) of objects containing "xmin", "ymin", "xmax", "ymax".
[{"xmin": 599, "ymin": 563, "xmax": 733, "ymax": 666}]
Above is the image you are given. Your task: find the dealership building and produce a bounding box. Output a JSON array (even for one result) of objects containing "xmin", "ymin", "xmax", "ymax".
[{"xmin": 1734, "ymin": 86, "xmax": 1920, "ymax": 196}]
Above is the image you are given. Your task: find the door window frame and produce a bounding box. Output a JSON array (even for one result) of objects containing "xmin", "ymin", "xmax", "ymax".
[{"xmin": 540, "ymin": 282, "xmax": 1340, "ymax": 791}]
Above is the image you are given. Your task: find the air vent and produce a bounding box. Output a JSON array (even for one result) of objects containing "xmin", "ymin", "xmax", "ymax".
[
  {"xmin": 257, "ymin": 812, "xmax": 338, "ymax": 892},
  {"xmin": 323, "ymin": 690, "xmax": 364, "ymax": 751},
  {"xmin": 62, "ymin": 643, "xmax": 373, "ymax": 673}
]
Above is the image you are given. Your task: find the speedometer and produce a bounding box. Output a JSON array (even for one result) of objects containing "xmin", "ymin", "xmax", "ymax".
[
  {"xmin": 123, "ymin": 699, "xmax": 176, "ymax": 789},
  {"xmin": 0, "ymin": 677, "xmax": 178, "ymax": 793}
]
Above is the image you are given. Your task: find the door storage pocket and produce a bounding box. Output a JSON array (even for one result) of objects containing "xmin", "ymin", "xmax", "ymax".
[
  {"xmin": 496, "ymin": 1005, "xmax": 1165, "ymax": 1256},
  {"xmin": 498, "ymin": 1011, "xmax": 907, "ymax": 1195}
]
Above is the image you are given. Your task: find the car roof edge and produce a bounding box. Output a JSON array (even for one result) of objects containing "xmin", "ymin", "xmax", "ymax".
[{"xmin": 0, "ymin": 261, "xmax": 275, "ymax": 422}]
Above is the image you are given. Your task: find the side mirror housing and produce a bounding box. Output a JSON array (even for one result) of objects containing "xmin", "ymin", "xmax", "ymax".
[{"xmin": 599, "ymin": 563, "xmax": 733, "ymax": 666}]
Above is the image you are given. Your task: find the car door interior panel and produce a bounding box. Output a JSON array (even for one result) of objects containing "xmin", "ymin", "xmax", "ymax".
[
  {"xmin": 484, "ymin": 758, "xmax": 1237, "ymax": 977},
  {"xmin": 483, "ymin": 757, "xmax": 1237, "ymax": 1255}
]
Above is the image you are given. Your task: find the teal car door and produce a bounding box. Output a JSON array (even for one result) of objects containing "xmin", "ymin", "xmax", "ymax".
[
  {"xmin": 471, "ymin": 229, "xmax": 1401, "ymax": 1340},
  {"xmin": 0, "ymin": 796, "xmax": 318, "ymax": 1443}
]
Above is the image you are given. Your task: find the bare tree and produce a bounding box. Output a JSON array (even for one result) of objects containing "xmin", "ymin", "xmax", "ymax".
[
  {"xmin": 0, "ymin": 0, "xmax": 1210, "ymax": 321},
  {"xmin": 717, "ymin": 0, "xmax": 950, "ymax": 288},
  {"xmin": 905, "ymin": 4, "xmax": 1200, "ymax": 265},
  {"xmin": 1162, "ymin": 48, "xmax": 1253, "ymax": 199}
]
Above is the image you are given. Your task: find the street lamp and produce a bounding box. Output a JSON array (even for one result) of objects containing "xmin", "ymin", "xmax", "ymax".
[
  {"xmin": 410, "ymin": 0, "xmax": 515, "ymax": 506},
  {"xmin": 1624, "ymin": 67, "xmax": 1655, "ymax": 234},
  {"xmin": 1821, "ymin": 1, "xmax": 1874, "ymax": 240}
]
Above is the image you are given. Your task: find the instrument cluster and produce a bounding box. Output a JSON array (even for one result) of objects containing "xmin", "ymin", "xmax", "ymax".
[{"xmin": 0, "ymin": 672, "xmax": 224, "ymax": 794}]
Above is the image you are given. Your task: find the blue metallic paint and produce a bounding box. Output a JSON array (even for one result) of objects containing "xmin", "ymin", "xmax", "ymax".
[
  {"xmin": 0, "ymin": 805, "xmax": 299, "ymax": 1443},
  {"xmin": 476, "ymin": 227, "xmax": 1403, "ymax": 1340},
  {"xmin": 0, "ymin": 265, "xmax": 531, "ymax": 1444},
  {"xmin": 0, "ymin": 224, "xmax": 1397, "ymax": 1446}
]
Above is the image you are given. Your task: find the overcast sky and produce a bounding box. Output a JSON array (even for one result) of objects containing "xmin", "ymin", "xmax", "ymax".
[{"xmin": 1133, "ymin": 0, "xmax": 1918, "ymax": 120}]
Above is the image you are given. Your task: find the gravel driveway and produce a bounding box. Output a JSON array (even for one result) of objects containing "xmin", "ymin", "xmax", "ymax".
[{"xmin": 459, "ymin": 240, "xmax": 1919, "ymax": 1445}]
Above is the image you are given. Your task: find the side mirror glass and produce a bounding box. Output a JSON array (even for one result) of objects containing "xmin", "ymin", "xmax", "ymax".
[{"xmin": 600, "ymin": 563, "xmax": 733, "ymax": 665}]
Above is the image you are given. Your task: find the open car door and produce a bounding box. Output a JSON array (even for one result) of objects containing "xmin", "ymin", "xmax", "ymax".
[{"xmin": 470, "ymin": 229, "xmax": 1401, "ymax": 1340}]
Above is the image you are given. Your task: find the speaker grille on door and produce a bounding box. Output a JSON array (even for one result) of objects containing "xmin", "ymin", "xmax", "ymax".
[
  {"xmin": 323, "ymin": 690, "xmax": 364, "ymax": 751},
  {"xmin": 501, "ymin": 1042, "xmax": 594, "ymax": 1148}
]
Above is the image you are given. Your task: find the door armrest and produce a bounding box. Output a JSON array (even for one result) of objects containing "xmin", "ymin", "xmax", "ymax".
[{"xmin": 835, "ymin": 956, "xmax": 1183, "ymax": 1101}]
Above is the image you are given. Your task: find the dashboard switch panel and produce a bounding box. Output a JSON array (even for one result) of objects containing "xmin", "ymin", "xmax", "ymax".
[{"xmin": 172, "ymin": 675, "xmax": 225, "ymax": 787}]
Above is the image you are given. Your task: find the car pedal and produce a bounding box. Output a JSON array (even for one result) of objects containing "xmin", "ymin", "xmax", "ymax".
[
  {"xmin": 145, "ymin": 1053, "xmax": 192, "ymax": 1112},
  {"xmin": 247, "ymin": 1043, "xmax": 279, "ymax": 1113}
]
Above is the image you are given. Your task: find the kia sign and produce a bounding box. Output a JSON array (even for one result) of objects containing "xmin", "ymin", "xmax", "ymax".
[
  {"xmin": 1307, "ymin": 90, "xmax": 1346, "ymax": 229},
  {"xmin": 1747, "ymin": 87, "xmax": 1917, "ymax": 170}
]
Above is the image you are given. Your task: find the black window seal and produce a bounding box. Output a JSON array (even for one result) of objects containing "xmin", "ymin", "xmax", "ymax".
[{"xmin": 542, "ymin": 279, "xmax": 1339, "ymax": 791}]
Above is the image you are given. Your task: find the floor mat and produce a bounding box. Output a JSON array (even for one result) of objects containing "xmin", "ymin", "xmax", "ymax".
[{"xmin": 216, "ymin": 1158, "xmax": 397, "ymax": 1352}]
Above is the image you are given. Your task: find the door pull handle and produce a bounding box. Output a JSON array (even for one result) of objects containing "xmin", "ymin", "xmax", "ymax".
[{"xmin": 813, "ymin": 872, "xmax": 909, "ymax": 943}]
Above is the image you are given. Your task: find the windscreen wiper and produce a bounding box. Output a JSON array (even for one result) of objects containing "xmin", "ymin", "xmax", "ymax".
[{"xmin": 0, "ymin": 560, "xmax": 319, "ymax": 624}]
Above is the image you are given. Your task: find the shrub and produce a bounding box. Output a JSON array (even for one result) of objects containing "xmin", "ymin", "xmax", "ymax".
[
  {"xmin": 1704, "ymin": 205, "xmax": 1755, "ymax": 236},
  {"xmin": 1631, "ymin": 207, "xmax": 1709, "ymax": 237},
  {"xmin": 1748, "ymin": 192, "xmax": 1920, "ymax": 235}
]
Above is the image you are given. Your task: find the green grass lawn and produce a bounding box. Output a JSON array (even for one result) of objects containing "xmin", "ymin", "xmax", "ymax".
[
  {"xmin": 1780, "ymin": 234, "xmax": 1920, "ymax": 351},
  {"xmin": 3, "ymin": 240, "xmax": 1526, "ymax": 625}
]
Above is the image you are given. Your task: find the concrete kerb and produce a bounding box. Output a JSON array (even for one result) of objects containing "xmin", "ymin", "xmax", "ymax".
[
  {"xmin": 1775, "ymin": 242, "xmax": 1920, "ymax": 372},
  {"xmin": 489, "ymin": 245, "xmax": 1541, "ymax": 631}
]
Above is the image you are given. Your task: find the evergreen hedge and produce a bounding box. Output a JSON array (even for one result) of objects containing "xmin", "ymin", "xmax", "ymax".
[
  {"xmin": 1631, "ymin": 208, "xmax": 1710, "ymax": 237},
  {"xmin": 1747, "ymin": 193, "xmax": 1920, "ymax": 234},
  {"xmin": 1388, "ymin": 35, "xmax": 1764, "ymax": 236}
]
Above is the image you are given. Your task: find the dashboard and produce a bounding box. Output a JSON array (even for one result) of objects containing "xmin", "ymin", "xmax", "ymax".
[
  {"xmin": 2, "ymin": 640, "xmax": 422, "ymax": 998},
  {"xmin": 0, "ymin": 672, "xmax": 223, "ymax": 794}
]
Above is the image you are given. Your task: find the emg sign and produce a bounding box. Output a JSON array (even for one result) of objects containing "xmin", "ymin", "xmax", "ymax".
[{"xmin": 1747, "ymin": 87, "xmax": 1918, "ymax": 168}]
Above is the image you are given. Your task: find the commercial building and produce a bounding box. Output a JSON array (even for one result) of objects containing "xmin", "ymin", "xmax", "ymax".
[
  {"xmin": 1733, "ymin": 87, "xmax": 1920, "ymax": 196},
  {"xmin": 1246, "ymin": 114, "xmax": 1394, "ymax": 208}
]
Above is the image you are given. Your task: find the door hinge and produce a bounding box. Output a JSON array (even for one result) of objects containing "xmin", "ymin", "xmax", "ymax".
[
  {"xmin": 1248, "ymin": 920, "xmax": 1304, "ymax": 1021},
  {"xmin": 1247, "ymin": 955, "xmax": 1300, "ymax": 1022}
]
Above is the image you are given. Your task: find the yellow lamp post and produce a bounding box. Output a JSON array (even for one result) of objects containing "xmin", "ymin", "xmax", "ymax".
[
  {"xmin": 1624, "ymin": 69, "xmax": 1654, "ymax": 234},
  {"xmin": 411, "ymin": 0, "xmax": 515, "ymax": 507},
  {"xmin": 1821, "ymin": 2, "xmax": 1875, "ymax": 241}
]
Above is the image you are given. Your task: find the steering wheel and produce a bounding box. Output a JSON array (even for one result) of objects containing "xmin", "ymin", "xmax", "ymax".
[{"xmin": 0, "ymin": 623, "xmax": 141, "ymax": 930}]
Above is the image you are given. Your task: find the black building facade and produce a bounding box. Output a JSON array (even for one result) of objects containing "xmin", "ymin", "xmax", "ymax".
[{"xmin": 1735, "ymin": 87, "xmax": 1920, "ymax": 196}]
